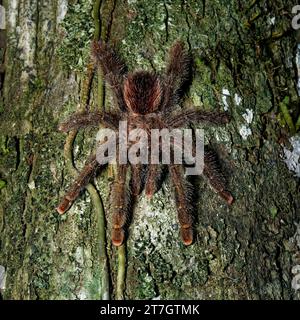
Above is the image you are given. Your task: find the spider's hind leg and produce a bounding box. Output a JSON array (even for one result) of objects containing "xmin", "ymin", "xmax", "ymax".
[
  {"xmin": 203, "ymin": 149, "xmax": 234, "ymax": 205},
  {"xmin": 145, "ymin": 164, "xmax": 165, "ymax": 198},
  {"xmin": 111, "ymin": 164, "xmax": 131, "ymax": 246},
  {"xmin": 130, "ymin": 164, "xmax": 145, "ymax": 197},
  {"xmin": 169, "ymin": 164, "xmax": 194, "ymax": 246}
]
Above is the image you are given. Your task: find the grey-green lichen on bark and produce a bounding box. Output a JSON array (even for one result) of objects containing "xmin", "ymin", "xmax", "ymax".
[{"xmin": 0, "ymin": 0, "xmax": 300, "ymax": 300}]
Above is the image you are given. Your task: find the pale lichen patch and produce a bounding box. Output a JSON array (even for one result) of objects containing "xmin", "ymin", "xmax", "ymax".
[
  {"xmin": 17, "ymin": 10, "xmax": 37, "ymax": 81},
  {"xmin": 27, "ymin": 180, "xmax": 35, "ymax": 190},
  {"xmin": 0, "ymin": 5, "xmax": 5, "ymax": 29},
  {"xmin": 239, "ymin": 125, "xmax": 252, "ymax": 140},
  {"xmin": 283, "ymin": 135, "xmax": 300, "ymax": 177},
  {"xmin": 288, "ymin": 222, "xmax": 300, "ymax": 292},
  {"xmin": 268, "ymin": 16, "xmax": 276, "ymax": 25},
  {"xmin": 0, "ymin": 265, "xmax": 6, "ymax": 290},
  {"xmin": 8, "ymin": 0, "xmax": 18, "ymax": 30},
  {"xmin": 234, "ymin": 93, "xmax": 242, "ymax": 106},
  {"xmin": 238, "ymin": 109, "xmax": 253, "ymax": 140},
  {"xmin": 221, "ymin": 88, "xmax": 230, "ymax": 111},
  {"xmin": 57, "ymin": 0, "xmax": 68, "ymax": 24},
  {"xmin": 292, "ymin": 265, "xmax": 300, "ymax": 291},
  {"xmin": 242, "ymin": 109, "xmax": 254, "ymax": 124}
]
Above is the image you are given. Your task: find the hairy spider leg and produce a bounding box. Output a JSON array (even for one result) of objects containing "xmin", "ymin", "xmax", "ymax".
[
  {"xmin": 169, "ymin": 164, "xmax": 194, "ymax": 246},
  {"xmin": 57, "ymin": 154, "xmax": 101, "ymax": 214},
  {"xmin": 162, "ymin": 41, "xmax": 192, "ymax": 111},
  {"xmin": 130, "ymin": 163, "xmax": 145, "ymax": 196},
  {"xmin": 145, "ymin": 164, "xmax": 165, "ymax": 198},
  {"xmin": 92, "ymin": 41, "xmax": 128, "ymax": 110},
  {"xmin": 164, "ymin": 110, "xmax": 233, "ymax": 205},
  {"xmin": 58, "ymin": 111, "xmax": 121, "ymax": 133},
  {"xmin": 203, "ymin": 149, "xmax": 234, "ymax": 205},
  {"xmin": 165, "ymin": 110, "xmax": 230, "ymax": 128},
  {"xmin": 111, "ymin": 164, "xmax": 131, "ymax": 246}
]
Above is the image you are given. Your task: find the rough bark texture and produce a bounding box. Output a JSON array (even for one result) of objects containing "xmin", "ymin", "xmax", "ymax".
[{"xmin": 1, "ymin": 0, "xmax": 300, "ymax": 300}]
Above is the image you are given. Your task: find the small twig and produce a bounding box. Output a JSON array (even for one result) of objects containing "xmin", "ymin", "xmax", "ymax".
[
  {"xmin": 81, "ymin": 61, "xmax": 95, "ymax": 110},
  {"xmin": 93, "ymin": 0, "xmax": 105, "ymax": 110},
  {"xmin": 86, "ymin": 183, "xmax": 110, "ymax": 300},
  {"xmin": 63, "ymin": 130, "xmax": 77, "ymax": 176},
  {"xmin": 92, "ymin": 0, "xmax": 110, "ymax": 300},
  {"xmin": 93, "ymin": 0, "xmax": 102, "ymax": 41},
  {"xmin": 97, "ymin": 66, "xmax": 105, "ymax": 111},
  {"xmin": 116, "ymin": 244, "xmax": 126, "ymax": 300},
  {"xmin": 295, "ymin": 114, "xmax": 300, "ymax": 132},
  {"xmin": 279, "ymin": 96, "xmax": 296, "ymax": 134}
]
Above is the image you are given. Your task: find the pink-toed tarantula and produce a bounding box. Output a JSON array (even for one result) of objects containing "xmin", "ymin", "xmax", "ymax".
[{"xmin": 57, "ymin": 41, "xmax": 233, "ymax": 246}]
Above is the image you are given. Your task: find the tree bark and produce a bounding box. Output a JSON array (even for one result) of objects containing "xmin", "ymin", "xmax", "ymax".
[{"xmin": 0, "ymin": 0, "xmax": 300, "ymax": 300}]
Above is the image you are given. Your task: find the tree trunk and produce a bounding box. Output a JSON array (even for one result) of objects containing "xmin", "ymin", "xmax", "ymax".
[{"xmin": 0, "ymin": 0, "xmax": 300, "ymax": 300}]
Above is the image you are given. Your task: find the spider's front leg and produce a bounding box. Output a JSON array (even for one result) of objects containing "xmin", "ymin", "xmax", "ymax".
[
  {"xmin": 111, "ymin": 164, "xmax": 131, "ymax": 246},
  {"xmin": 165, "ymin": 109, "xmax": 230, "ymax": 128},
  {"xmin": 203, "ymin": 149, "xmax": 234, "ymax": 205},
  {"xmin": 162, "ymin": 41, "xmax": 192, "ymax": 110},
  {"xmin": 57, "ymin": 154, "xmax": 101, "ymax": 214},
  {"xmin": 169, "ymin": 164, "xmax": 194, "ymax": 246},
  {"xmin": 92, "ymin": 41, "xmax": 128, "ymax": 110},
  {"xmin": 58, "ymin": 111, "xmax": 121, "ymax": 133}
]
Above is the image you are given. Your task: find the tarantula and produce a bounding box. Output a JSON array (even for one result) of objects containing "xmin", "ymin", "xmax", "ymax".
[{"xmin": 57, "ymin": 41, "xmax": 233, "ymax": 246}]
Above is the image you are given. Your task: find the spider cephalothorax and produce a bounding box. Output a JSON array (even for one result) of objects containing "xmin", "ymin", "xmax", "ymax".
[
  {"xmin": 124, "ymin": 71, "xmax": 162, "ymax": 114},
  {"xmin": 57, "ymin": 41, "xmax": 233, "ymax": 246}
]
